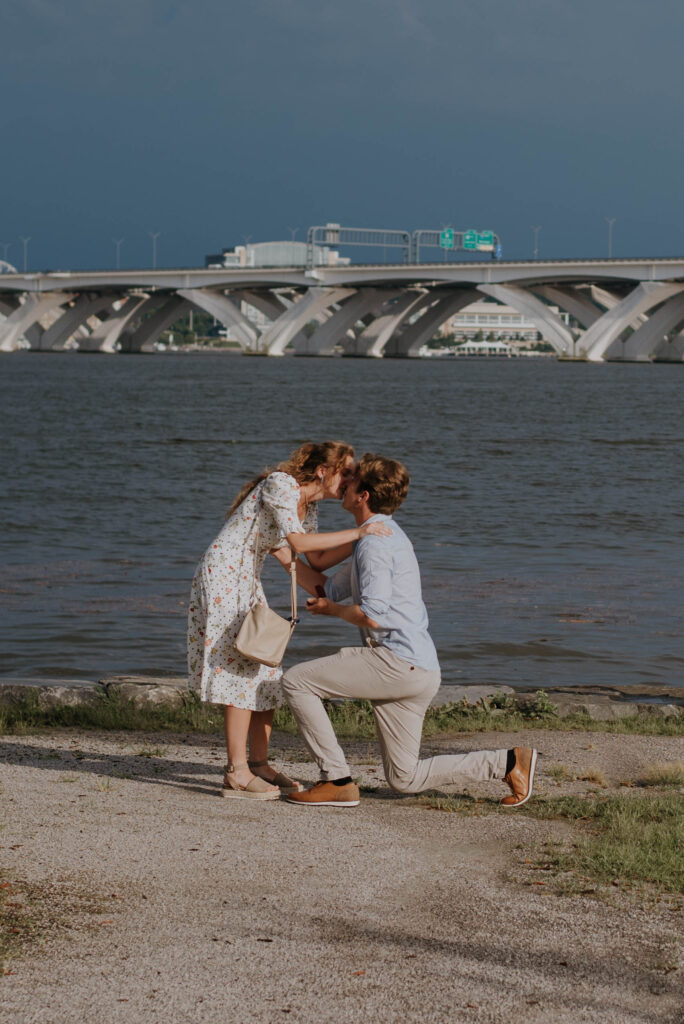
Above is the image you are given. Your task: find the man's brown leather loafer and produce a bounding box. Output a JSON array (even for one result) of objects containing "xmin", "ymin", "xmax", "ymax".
[
  {"xmin": 501, "ymin": 747, "xmax": 537, "ymax": 807},
  {"xmin": 285, "ymin": 780, "xmax": 360, "ymax": 807}
]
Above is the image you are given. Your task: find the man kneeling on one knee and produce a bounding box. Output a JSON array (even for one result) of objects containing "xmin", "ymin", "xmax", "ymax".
[{"xmin": 281, "ymin": 453, "xmax": 536, "ymax": 809}]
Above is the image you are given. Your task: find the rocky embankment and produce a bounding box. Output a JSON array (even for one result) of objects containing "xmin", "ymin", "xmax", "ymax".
[{"xmin": 0, "ymin": 675, "xmax": 681, "ymax": 720}]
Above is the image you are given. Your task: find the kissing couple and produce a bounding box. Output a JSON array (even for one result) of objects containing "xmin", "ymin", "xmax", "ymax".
[{"xmin": 188, "ymin": 441, "xmax": 536, "ymax": 808}]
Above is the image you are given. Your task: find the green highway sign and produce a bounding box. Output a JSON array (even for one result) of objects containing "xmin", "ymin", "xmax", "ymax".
[
  {"xmin": 439, "ymin": 228, "xmax": 454, "ymax": 249},
  {"xmin": 463, "ymin": 229, "xmax": 496, "ymax": 251}
]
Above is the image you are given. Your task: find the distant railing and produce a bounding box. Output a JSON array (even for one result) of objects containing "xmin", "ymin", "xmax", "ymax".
[{"xmin": 306, "ymin": 224, "xmax": 411, "ymax": 269}]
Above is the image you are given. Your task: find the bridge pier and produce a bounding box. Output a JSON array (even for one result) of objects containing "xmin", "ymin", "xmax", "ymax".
[
  {"xmin": 341, "ymin": 291, "xmax": 427, "ymax": 357},
  {"xmin": 385, "ymin": 289, "xmax": 481, "ymax": 357},
  {"xmin": 478, "ymin": 283, "xmax": 575, "ymax": 356},
  {"xmin": 0, "ymin": 292, "xmax": 75, "ymax": 351},
  {"xmin": 77, "ymin": 296, "xmax": 150, "ymax": 353},
  {"xmin": 580, "ymin": 282, "xmax": 684, "ymax": 361},
  {"xmin": 293, "ymin": 288, "xmax": 400, "ymax": 355},
  {"xmin": 531, "ymin": 284, "xmax": 604, "ymax": 329},
  {"xmin": 607, "ymin": 291, "xmax": 684, "ymax": 361},
  {"xmin": 120, "ymin": 295, "xmax": 191, "ymax": 352},
  {"xmin": 258, "ymin": 287, "xmax": 354, "ymax": 356},
  {"xmin": 176, "ymin": 288, "xmax": 257, "ymax": 351},
  {"xmin": 37, "ymin": 294, "xmax": 120, "ymax": 350}
]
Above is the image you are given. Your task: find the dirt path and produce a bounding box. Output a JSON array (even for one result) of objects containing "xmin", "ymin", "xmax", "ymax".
[{"xmin": 1, "ymin": 728, "xmax": 682, "ymax": 1024}]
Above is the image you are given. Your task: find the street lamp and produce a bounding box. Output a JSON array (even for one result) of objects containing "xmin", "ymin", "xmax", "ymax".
[
  {"xmin": 19, "ymin": 237, "xmax": 31, "ymax": 272},
  {"xmin": 531, "ymin": 226, "xmax": 542, "ymax": 260},
  {"xmin": 113, "ymin": 238, "xmax": 124, "ymax": 270},
  {"xmin": 149, "ymin": 231, "xmax": 161, "ymax": 269},
  {"xmin": 0, "ymin": 243, "xmax": 10, "ymax": 262},
  {"xmin": 605, "ymin": 217, "xmax": 616, "ymax": 258}
]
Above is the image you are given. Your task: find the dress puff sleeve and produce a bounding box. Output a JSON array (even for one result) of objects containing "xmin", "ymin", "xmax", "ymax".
[{"xmin": 261, "ymin": 472, "xmax": 306, "ymax": 545}]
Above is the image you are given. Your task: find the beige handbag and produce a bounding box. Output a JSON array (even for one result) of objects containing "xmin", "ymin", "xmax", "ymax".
[{"xmin": 234, "ymin": 548, "xmax": 298, "ymax": 668}]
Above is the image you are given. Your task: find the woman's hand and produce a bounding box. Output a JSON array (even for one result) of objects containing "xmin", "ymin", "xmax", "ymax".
[{"xmin": 358, "ymin": 521, "xmax": 392, "ymax": 540}]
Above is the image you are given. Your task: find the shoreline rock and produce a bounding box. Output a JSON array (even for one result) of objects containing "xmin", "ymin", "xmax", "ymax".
[{"xmin": 0, "ymin": 675, "xmax": 681, "ymax": 721}]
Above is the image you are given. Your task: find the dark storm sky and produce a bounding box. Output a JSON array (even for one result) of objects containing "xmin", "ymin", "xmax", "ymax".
[{"xmin": 2, "ymin": 0, "xmax": 683, "ymax": 269}]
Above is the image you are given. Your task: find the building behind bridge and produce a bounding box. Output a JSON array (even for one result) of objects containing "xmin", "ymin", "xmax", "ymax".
[
  {"xmin": 205, "ymin": 240, "xmax": 349, "ymax": 269},
  {"xmin": 437, "ymin": 299, "xmax": 569, "ymax": 348}
]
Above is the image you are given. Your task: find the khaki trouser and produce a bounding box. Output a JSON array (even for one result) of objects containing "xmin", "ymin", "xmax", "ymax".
[{"xmin": 282, "ymin": 645, "xmax": 507, "ymax": 793}]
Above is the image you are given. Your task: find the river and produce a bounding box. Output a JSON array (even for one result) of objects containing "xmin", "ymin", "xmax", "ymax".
[{"xmin": 1, "ymin": 352, "xmax": 682, "ymax": 691}]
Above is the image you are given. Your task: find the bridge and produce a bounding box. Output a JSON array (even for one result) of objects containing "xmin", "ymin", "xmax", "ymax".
[{"xmin": 2, "ymin": 256, "xmax": 684, "ymax": 361}]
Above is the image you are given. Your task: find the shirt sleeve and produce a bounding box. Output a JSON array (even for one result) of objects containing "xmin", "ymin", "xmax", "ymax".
[
  {"xmin": 355, "ymin": 536, "xmax": 393, "ymax": 624},
  {"xmin": 261, "ymin": 472, "xmax": 305, "ymax": 544},
  {"xmin": 325, "ymin": 562, "xmax": 353, "ymax": 602}
]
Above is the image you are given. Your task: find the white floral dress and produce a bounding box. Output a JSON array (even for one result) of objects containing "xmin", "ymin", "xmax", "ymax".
[{"xmin": 187, "ymin": 472, "xmax": 317, "ymax": 710}]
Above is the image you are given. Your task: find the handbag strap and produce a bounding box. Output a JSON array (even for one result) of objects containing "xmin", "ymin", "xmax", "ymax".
[{"xmin": 288, "ymin": 549, "xmax": 299, "ymax": 626}]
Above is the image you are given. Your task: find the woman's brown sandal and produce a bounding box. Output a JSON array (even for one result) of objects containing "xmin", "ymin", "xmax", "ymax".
[
  {"xmin": 248, "ymin": 759, "xmax": 304, "ymax": 794},
  {"xmin": 221, "ymin": 761, "xmax": 281, "ymax": 800}
]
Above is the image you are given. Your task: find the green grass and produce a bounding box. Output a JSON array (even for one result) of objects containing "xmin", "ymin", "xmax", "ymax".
[
  {"xmin": 0, "ymin": 689, "xmax": 682, "ymax": 738},
  {"xmin": 421, "ymin": 790, "xmax": 684, "ymax": 896},
  {"xmin": 635, "ymin": 761, "xmax": 684, "ymax": 788},
  {"xmin": 0, "ymin": 689, "xmax": 225, "ymax": 736},
  {"xmin": 522, "ymin": 792, "xmax": 684, "ymax": 895}
]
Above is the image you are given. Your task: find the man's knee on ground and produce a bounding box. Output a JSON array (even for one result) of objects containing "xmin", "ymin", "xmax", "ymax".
[{"xmin": 385, "ymin": 766, "xmax": 420, "ymax": 795}]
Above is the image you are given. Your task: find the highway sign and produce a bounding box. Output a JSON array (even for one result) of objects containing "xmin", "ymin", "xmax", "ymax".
[
  {"xmin": 478, "ymin": 230, "xmax": 495, "ymax": 250},
  {"xmin": 440, "ymin": 229, "xmax": 454, "ymax": 249},
  {"xmin": 463, "ymin": 229, "xmax": 478, "ymax": 250}
]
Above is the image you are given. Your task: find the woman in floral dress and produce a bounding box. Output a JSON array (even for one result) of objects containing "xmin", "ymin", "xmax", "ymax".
[{"xmin": 188, "ymin": 441, "xmax": 391, "ymax": 799}]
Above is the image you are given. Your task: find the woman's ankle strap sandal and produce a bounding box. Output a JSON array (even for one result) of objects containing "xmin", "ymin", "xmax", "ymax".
[
  {"xmin": 222, "ymin": 762, "xmax": 280, "ymax": 800},
  {"xmin": 247, "ymin": 759, "xmax": 304, "ymax": 794}
]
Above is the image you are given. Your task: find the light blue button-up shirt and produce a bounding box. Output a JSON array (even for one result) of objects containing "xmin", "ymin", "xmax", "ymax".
[{"xmin": 324, "ymin": 513, "xmax": 440, "ymax": 673}]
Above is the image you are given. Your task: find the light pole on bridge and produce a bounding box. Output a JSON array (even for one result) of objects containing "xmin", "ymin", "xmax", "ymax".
[
  {"xmin": 531, "ymin": 226, "xmax": 542, "ymax": 260},
  {"xmin": 19, "ymin": 237, "xmax": 31, "ymax": 272},
  {"xmin": 149, "ymin": 231, "xmax": 161, "ymax": 269},
  {"xmin": 605, "ymin": 217, "xmax": 616, "ymax": 258},
  {"xmin": 0, "ymin": 243, "xmax": 10, "ymax": 263},
  {"xmin": 113, "ymin": 238, "xmax": 124, "ymax": 270}
]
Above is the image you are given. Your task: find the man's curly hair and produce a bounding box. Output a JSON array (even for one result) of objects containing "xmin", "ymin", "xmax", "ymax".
[{"xmin": 355, "ymin": 453, "xmax": 409, "ymax": 514}]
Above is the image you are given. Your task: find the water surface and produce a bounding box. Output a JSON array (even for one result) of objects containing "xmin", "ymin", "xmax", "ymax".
[{"xmin": 1, "ymin": 353, "xmax": 682, "ymax": 691}]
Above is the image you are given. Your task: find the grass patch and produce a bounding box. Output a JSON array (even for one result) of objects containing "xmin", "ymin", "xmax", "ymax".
[
  {"xmin": 634, "ymin": 761, "xmax": 684, "ymax": 788},
  {"xmin": 0, "ymin": 689, "xmax": 225, "ymax": 736},
  {"xmin": 0, "ymin": 689, "xmax": 682, "ymax": 739},
  {"xmin": 416, "ymin": 793, "xmax": 493, "ymax": 816},
  {"xmin": 547, "ymin": 763, "xmax": 575, "ymax": 782},
  {"xmin": 521, "ymin": 792, "xmax": 684, "ymax": 895},
  {"xmin": 576, "ymin": 767, "xmax": 608, "ymax": 787},
  {"xmin": 419, "ymin": 791, "xmax": 683, "ymax": 896}
]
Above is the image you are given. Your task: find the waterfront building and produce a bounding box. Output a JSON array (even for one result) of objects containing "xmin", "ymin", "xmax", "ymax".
[{"xmin": 439, "ymin": 300, "xmax": 569, "ymax": 346}]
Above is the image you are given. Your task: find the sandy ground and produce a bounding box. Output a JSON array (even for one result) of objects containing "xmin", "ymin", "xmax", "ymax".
[{"xmin": 1, "ymin": 727, "xmax": 682, "ymax": 1024}]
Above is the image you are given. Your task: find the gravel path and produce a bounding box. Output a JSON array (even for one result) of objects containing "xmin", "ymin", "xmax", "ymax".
[{"xmin": 1, "ymin": 728, "xmax": 682, "ymax": 1024}]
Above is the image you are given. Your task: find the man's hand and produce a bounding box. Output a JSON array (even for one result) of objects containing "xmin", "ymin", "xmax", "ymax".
[{"xmin": 306, "ymin": 596, "xmax": 379, "ymax": 629}]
